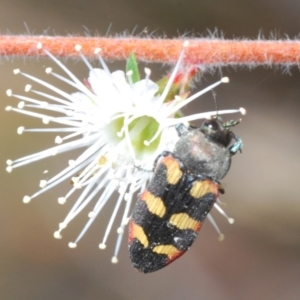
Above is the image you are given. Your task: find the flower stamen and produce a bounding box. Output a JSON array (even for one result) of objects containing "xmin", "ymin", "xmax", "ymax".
[
  {"xmin": 214, "ymin": 202, "xmax": 235, "ymax": 224},
  {"xmin": 207, "ymin": 213, "xmax": 225, "ymax": 242},
  {"xmin": 157, "ymin": 40, "xmax": 189, "ymax": 106},
  {"xmin": 166, "ymin": 77, "xmax": 230, "ymax": 117}
]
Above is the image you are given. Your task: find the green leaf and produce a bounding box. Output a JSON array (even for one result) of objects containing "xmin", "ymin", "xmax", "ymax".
[{"xmin": 126, "ymin": 53, "xmax": 140, "ymax": 83}]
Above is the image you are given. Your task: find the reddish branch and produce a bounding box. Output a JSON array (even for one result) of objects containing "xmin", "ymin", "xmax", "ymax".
[{"xmin": 1, "ymin": 35, "xmax": 300, "ymax": 67}]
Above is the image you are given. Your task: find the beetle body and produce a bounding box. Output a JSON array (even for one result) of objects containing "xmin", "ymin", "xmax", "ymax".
[{"xmin": 128, "ymin": 118, "xmax": 242, "ymax": 273}]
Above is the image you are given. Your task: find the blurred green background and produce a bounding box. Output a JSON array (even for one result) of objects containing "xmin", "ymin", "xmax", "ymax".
[{"xmin": 1, "ymin": 1, "xmax": 300, "ymax": 299}]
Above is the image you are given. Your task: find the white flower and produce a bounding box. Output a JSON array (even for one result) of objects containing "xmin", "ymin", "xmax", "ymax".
[{"xmin": 5, "ymin": 41, "xmax": 245, "ymax": 263}]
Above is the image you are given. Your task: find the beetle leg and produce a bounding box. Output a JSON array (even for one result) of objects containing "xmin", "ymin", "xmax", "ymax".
[
  {"xmin": 175, "ymin": 123, "xmax": 189, "ymax": 137},
  {"xmin": 229, "ymin": 133, "xmax": 243, "ymax": 155}
]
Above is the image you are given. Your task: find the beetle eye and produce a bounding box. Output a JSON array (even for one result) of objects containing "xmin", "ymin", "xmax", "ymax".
[
  {"xmin": 200, "ymin": 118, "xmax": 232, "ymax": 147},
  {"xmin": 200, "ymin": 119, "xmax": 221, "ymax": 134},
  {"xmin": 202, "ymin": 119, "xmax": 219, "ymax": 131}
]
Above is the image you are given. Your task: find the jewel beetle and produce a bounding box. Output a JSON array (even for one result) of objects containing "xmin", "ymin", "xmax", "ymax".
[{"xmin": 128, "ymin": 117, "xmax": 242, "ymax": 273}]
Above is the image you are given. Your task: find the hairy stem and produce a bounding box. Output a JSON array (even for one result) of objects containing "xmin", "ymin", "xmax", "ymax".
[{"xmin": 1, "ymin": 35, "xmax": 300, "ymax": 67}]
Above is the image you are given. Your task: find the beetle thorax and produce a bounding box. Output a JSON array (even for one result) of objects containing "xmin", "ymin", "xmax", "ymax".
[{"xmin": 173, "ymin": 130, "xmax": 231, "ymax": 181}]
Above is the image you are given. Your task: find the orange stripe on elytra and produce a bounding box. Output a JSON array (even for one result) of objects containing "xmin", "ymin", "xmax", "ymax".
[
  {"xmin": 140, "ymin": 190, "xmax": 166, "ymax": 218},
  {"xmin": 128, "ymin": 220, "xmax": 149, "ymax": 248},
  {"xmin": 189, "ymin": 180, "xmax": 217, "ymax": 199},
  {"xmin": 152, "ymin": 244, "xmax": 184, "ymax": 263},
  {"xmin": 162, "ymin": 156, "xmax": 183, "ymax": 185},
  {"xmin": 169, "ymin": 213, "xmax": 202, "ymax": 232}
]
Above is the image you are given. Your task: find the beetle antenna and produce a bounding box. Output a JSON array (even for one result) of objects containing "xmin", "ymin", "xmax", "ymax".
[
  {"xmin": 211, "ymin": 89, "xmax": 219, "ymax": 118},
  {"xmin": 223, "ymin": 119, "xmax": 241, "ymax": 129}
]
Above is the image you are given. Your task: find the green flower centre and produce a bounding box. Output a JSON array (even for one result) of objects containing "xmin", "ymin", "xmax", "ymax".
[{"xmin": 106, "ymin": 115, "xmax": 161, "ymax": 161}]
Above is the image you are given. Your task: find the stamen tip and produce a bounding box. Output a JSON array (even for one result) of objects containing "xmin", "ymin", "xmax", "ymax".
[
  {"xmin": 240, "ymin": 107, "xmax": 246, "ymax": 115},
  {"xmin": 58, "ymin": 197, "xmax": 66, "ymax": 204},
  {"xmin": 228, "ymin": 218, "xmax": 235, "ymax": 224},
  {"xmin": 71, "ymin": 176, "xmax": 79, "ymax": 183},
  {"xmin": 144, "ymin": 68, "xmax": 151, "ymax": 76},
  {"xmin": 6, "ymin": 166, "xmax": 12, "ymax": 173},
  {"xmin": 99, "ymin": 243, "xmax": 106, "ymax": 250},
  {"xmin": 221, "ymin": 77, "xmax": 230, "ymax": 83},
  {"xmin": 42, "ymin": 118, "xmax": 50, "ymax": 124},
  {"xmin": 5, "ymin": 106, "xmax": 12, "ymax": 111},
  {"xmin": 183, "ymin": 40, "xmax": 189, "ymax": 47},
  {"xmin": 55, "ymin": 136, "xmax": 63, "ymax": 144},
  {"xmin": 6, "ymin": 89, "xmax": 12, "ymax": 96},
  {"xmin": 68, "ymin": 160, "xmax": 76, "ymax": 167},
  {"xmin": 54, "ymin": 231, "xmax": 62, "ymax": 239},
  {"xmin": 6, "ymin": 159, "xmax": 13, "ymax": 166},
  {"xmin": 74, "ymin": 183, "xmax": 82, "ymax": 189},
  {"xmin": 111, "ymin": 256, "xmax": 118, "ymax": 264},
  {"xmin": 17, "ymin": 126, "xmax": 25, "ymax": 135},
  {"xmin": 23, "ymin": 196, "xmax": 31, "ymax": 203},
  {"xmin": 45, "ymin": 67, "xmax": 52, "ymax": 74},
  {"xmin": 123, "ymin": 217, "xmax": 130, "ymax": 226},
  {"xmin": 75, "ymin": 44, "xmax": 82, "ymax": 51},
  {"xmin": 94, "ymin": 47, "xmax": 101, "ymax": 54},
  {"xmin": 18, "ymin": 102, "xmax": 25, "ymax": 109},
  {"xmin": 39, "ymin": 180, "xmax": 47, "ymax": 188},
  {"xmin": 126, "ymin": 70, "xmax": 133, "ymax": 76},
  {"xmin": 88, "ymin": 211, "xmax": 96, "ymax": 218},
  {"xmin": 118, "ymin": 186, "xmax": 125, "ymax": 194},
  {"xmin": 218, "ymin": 234, "xmax": 225, "ymax": 242},
  {"xmin": 68, "ymin": 242, "xmax": 77, "ymax": 248},
  {"xmin": 143, "ymin": 140, "xmax": 150, "ymax": 146},
  {"xmin": 117, "ymin": 227, "xmax": 124, "ymax": 234},
  {"xmin": 13, "ymin": 69, "xmax": 20, "ymax": 75},
  {"xmin": 25, "ymin": 84, "xmax": 32, "ymax": 92},
  {"xmin": 36, "ymin": 42, "xmax": 42, "ymax": 49}
]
